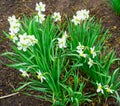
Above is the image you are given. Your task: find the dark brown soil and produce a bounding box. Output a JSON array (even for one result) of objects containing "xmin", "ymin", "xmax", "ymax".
[{"xmin": 0, "ymin": 0, "xmax": 120, "ymax": 106}]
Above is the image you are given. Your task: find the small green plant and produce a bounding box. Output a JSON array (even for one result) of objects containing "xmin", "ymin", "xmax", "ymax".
[
  {"xmin": 109, "ymin": 0, "xmax": 120, "ymax": 15},
  {"xmin": 1, "ymin": 1, "xmax": 120, "ymax": 105},
  {"xmin": 66, "ymin": 13, "xmax": 120, "ymax": 101}
]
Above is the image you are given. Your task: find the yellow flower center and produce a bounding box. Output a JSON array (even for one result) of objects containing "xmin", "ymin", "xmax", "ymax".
[
  {"xmin": 37, "ymin": 75, "xmax": 41, "ymax": 79},
  {"xmin": 90, "ymin": 50, "xmax": 94, "ymax": 54},
  {"xmin": 75, "ymin": 18, "xmax": 79, "ymax": 22},
  {"xmin": 106, "ymin": 88, "xmax": 111, "ymax": 93},
  {"xmin": 98, "ymin": 85, "xmax": 102, "ymax": 89},
  {"xmin": 10, "ymin": 35, "xmax": 14, "ymax": 39},
  {"xmin": 80, "ymin": 53, "xmax": 84, "ymax": 57}
]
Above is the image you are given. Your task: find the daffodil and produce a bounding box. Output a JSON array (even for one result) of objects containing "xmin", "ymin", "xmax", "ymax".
[
  {"xmin": 17, "ymin": 33, "xmax": 30, "ymax": 51},
  {"xmin": 9, "ymin": 22, "xmax": 20, "ymax": 34},
  {"xmin": 105, "ymin": 85, "xmax": 114, "ymax": 93},
  {"xmin": 17, "ymin": 33, "xmax": 38, "ymax": 52},
  {"xmin": 19, "ymin": 69, "xmax": 29, "ymax": 78},
  {"xmin": 77, "ymin": 42, "xmax": 84, "ymax": 51},
  {"xmin": 90, "ymin": 46, "xmax": 96, "ymax": 58},
  {"xmin": 76, "ymin": 9, "xmax": 89, "ymax": 21},
  {"xmin": 77, "ymin": 50, "xmax": 87, "ymax": 58},
  {"xmin": 72, "ymin": 9, "xmax": 90, "ymax": 25},
  {"xmin": 52, "ymin": 12, "xmax": 61, "ymax": 22},
  {"xmin": 17, "ymin": 42, "xmax": 28, "ymax": 52},
  {"xmin": 57, "ymin": 31, "xmax": 68, "ymax": 49},
  {"xmin": 88, "ymin": 58, "xmax": 94, "ymax": 68},
  {"xmin": 96, "ymin": 83, "xmax": 104, "ymax": 94},
  {"xmin": 35, "ymin": 2, "xmax": 46, "ymax": 12},
  {"xmin": 71, "ymin": 15, "xmax": 80, "ymax": 25},
  {"xmin": 9, "ymin": 32, "xmax": 18, "ymax": 43},
  {"xmin": 8, "ymin": 15, "xmax": 20, "ymax": 34},
  {"xmin": 29, "ymin": 36, "xmax": 38, "ymax": 46},
  {"xmin": 8, "ymin": 15, "xmax": 19, "ymax": 24},
  {"xmin": 35, "ymin": 12, "xmax": 45, "ymax": 24},
  {"xmin": 37, "ymin": 71, "xmax": 46, "ymax": 83},
  {"xmin": 57, "ymin": 37, "xmax": 66, "ymax": 48}
]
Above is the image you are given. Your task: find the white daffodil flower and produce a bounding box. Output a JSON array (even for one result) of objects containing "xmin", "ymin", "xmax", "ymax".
[
  {"xmin": 77, "ymin": 42, "xmax": 84, "ymax": 51},
  {"xmin": 58, "ymin": 37, "xmax": 66, "ymax": 48},
  {"xmin": 35, "ymin": 13, "xmax": 45, "ymax": 24},
  {"xmin": 57, "ymin": 31, "xmax": 68, "ymax": 49},
  {"xmin": 77, "ymin": 50, "xmax": 87, "ymax": 58},
  {"xmin": 9, "ymin": 32, "xmax": 18, "ymax": 43},
  {"xmin": 19, "ymin": 33, "xmax": 28, "ymax": 40},
  {"xmin": 29, "ymin": 36, "xmax": 38, "ymax": 46},
  {"xmin": 8, "ymin": 15, "xmax": 18, "ymax": 24},
  {"xmin": 37, "ymin": 71, "xmax": 46, "ymax": 83},
  {"xmin": 8, "ymin": 15, "xmax": 20, "ymax": 34},
  {"xmin": 71, "ymin": 15, "xmax": 80, "ymax": 25},
  {"xmin": 88, "ymin": 58, "xmax": 94, "ymax": 68},
  {"xmin": 19, "ymin": 69, "xmax": 29, "ymax": 78},
  {"xmin": 96, "ymin": 83, "xmax": 104, "ymax": 94},
  {"xmin": 18, "ymin": 33, "xmax": 30, "ymax": 46},
  {"xmin": 17, "ymin": 41, "xmax": 28, "ymax": 52},
  {"xmin": 9, "ymin": 24, "xmax": 20, "ymax": 34},
  {"xmin": 52, "ymin": 12, "xmax": 61, "ymax": 22},
  {"xmin": 76, "ymin": 9, "xmax": 89, "ymax": 21},
  {"xmin": 90, "ymin": 46, "xmax": 96, "ymax": 58},
  {"xmin": 17, "ymin": 33, "xmax": 38, "ymax": 52},
  {"xmin": 38, "ymin": 12, "xmax": 45, "ymax": 23},
  {"xmin": 71, "ymin": 9, "xmax": 89, "ymax": 25},
  {"xmin": 105, "ymin": 85, "xmax": 114, "ymax": 94},
  {"xmin": 35, "ymin": 2, "xmax": 46, "ymax": 12}
]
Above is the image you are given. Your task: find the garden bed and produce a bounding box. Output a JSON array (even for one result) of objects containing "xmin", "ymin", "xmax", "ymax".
[{"xmin": 0, "ymin": 0, "xmax": 120, "ymax": 106}]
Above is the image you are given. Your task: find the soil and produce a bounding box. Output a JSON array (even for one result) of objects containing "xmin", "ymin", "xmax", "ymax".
[{"xmin": 0, "ymin": 0, "xmax": 120, "ymax": 106}]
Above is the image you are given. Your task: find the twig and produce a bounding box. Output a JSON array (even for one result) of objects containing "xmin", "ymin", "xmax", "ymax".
[{"xmin": 0, "ymin": 92, "xmax": 19, "ymax": 100}]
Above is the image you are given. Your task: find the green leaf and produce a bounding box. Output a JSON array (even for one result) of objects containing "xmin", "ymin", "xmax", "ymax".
[{"xmin": 15, "ymin": 82, "xmax": 32, "ymax": 92}]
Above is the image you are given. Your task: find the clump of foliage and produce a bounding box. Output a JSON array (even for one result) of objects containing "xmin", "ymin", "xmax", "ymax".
[
  {"xmin": 1, "ymin": 1, "xmax": 120, "ymax": 106},
  {"xmin": 109, "ymin": 0, "xmax": 120, "ymax": 15}
]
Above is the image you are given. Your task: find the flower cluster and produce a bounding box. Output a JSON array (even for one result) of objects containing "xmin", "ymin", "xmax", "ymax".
[
  {"xmin": 57, "ymin": 31, "xmax": 68, "ymax": 48},
  {"xmin": 72, "ymin": 9, "xmax": 89, "ymax": 25},
  {"xmin": 8, "ymin": 16, "xmax": 38, "ymax": 52},
  {"xmin": 96, "ymin": 83, "xmax": 114, "ymax": 94},
  {"xmin": 76, "ymin": 42, "xmax": 96, "ymax": 68},
  {"xmin": 8, "ymin": 15, "xmax": 20, "ymax": 42},
  {"xmin": 19, "ymin": 69, "xmax": 46, "ymax": 83},
  {"xmin": 35, "ymin": 2, "xmax": 46, "ymax": 23},
  {"xmin": 17, "ymin": 33, "xmax": 38, "ymax": 52}
]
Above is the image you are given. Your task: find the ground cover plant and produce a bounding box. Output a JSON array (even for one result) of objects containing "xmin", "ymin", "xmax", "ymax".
[
  {"xmin": 109, "ymin": 0, "xmax": 120, "ymax": 15},
  {"xmin": 1, "ymin": 1, "xmax": 120, "ymax": 106}
]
